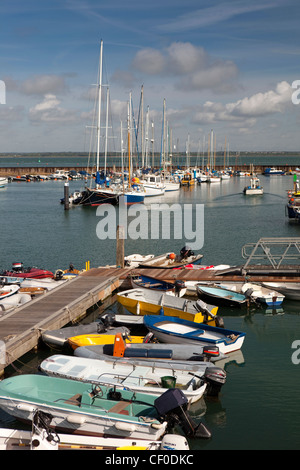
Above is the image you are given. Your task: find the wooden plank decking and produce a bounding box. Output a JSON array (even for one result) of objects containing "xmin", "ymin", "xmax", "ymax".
[{"xmin": 0, "ymin": 268, "xmax": 125, "ymax": 373}]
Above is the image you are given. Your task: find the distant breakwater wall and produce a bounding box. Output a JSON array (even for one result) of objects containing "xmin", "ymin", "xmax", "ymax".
[{"xmin": 0, "ymin": 164, "xmax": 298, "ymax": 177}]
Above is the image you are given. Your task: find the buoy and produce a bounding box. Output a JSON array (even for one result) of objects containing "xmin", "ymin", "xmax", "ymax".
[{"xmin": 168, "ymin": 253, "xmax": 176, "ymax": 260}]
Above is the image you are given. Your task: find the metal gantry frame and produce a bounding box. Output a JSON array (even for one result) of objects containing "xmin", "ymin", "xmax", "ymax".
[{"xmin": 242, "ymin": 238, "xmax": 300, "ymax": 269}]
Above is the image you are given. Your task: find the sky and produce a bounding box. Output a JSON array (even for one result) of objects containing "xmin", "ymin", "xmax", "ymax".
[{"xmin": 0, "ymin": 0, "xmax": 300, "ymax": 154}]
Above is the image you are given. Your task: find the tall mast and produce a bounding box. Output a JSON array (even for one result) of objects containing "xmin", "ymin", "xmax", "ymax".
[
  {"xmin": 96, "ymin": 39, "xmax": 103, "ymax": 184},
  {"xmin": 127, "ymin": 98, "xmax": 131, "ymax": 189}
]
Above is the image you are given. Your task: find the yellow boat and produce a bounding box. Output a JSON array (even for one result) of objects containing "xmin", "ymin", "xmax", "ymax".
[
  {"xmin": 117, "ymin": 288, "xmax": 221, "ymax": 326},
  {"xmin": 68, "ymin": 333, "xmax": 146, "ymax": 350}
]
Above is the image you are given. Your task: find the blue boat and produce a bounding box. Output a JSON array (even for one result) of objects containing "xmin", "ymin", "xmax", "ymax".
[
  {"xmin": 263, "ymin": 167, "xmax": 285, "ymax": 175},
  {"xmin": 196, "ymin": 284, "xmax": 248, "ymax": 307},
  {"xmin": 143, "ymin": 315, "xmax": 246, "ymax": 355},
  {"xmin": 131, "ymin": 273, "xmax": 185, "ymax": 295}
]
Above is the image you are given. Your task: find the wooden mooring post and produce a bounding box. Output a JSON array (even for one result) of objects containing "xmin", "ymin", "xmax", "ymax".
[
  {"xmin": 64, "ymin": 182, "xmax": 69, "ymax": 210},
  {"xmin": 116, "ymin": 225, "xmax": 125, "ymax": 268}
]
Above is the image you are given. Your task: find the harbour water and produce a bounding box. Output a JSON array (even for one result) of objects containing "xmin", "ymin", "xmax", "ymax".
[{"xmin": 1, "ymin": 171, "xmax": 300, "ymax": 450}]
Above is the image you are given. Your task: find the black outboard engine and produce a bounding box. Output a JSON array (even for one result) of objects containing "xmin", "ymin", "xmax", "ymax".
[
  {"xmin": 155, "ymin": 388, "xmax": 211, "ymax": 439},
  {"xmin": 180, "ymin": 246, "xmax": 194, "ymax": 259},
  {"xmin": 174, "ymin": 280, "xmax": 185, "ymax": 296},
  {"xmin": 203, "ymin": 366, "xmax": 227, "ymax": 397}
]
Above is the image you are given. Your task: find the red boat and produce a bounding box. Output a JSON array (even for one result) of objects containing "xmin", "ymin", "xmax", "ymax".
[{"xmin": 2, "ymin": 262, "xmax": 54, "ymax": 279}]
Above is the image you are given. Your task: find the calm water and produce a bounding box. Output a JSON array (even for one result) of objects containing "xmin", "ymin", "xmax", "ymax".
[{"xmin": 0, "ymin": 173, "xmax": 300, "ymax": 450}]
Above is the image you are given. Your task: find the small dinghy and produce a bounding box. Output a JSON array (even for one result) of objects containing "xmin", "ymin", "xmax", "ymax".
[
  {"xmin": 67, "ymin": 332, "xmax": 149, "ymax": 350},
  {"xmin": 40, "ymin": 352, "xmax": 226, "ymax": 402},
  {"xmin": 143, "ymin": 315, "xmax": 245, "ymax": 354},
  {"xmin": 261, "ymin": 282, "xmax": 300, "ymax": 301},
  {"xmin": 42, "ymin": 322, "xmax": 131, "ymax": 350},
  {"xmin": 130, "ymin": 273, "xmax": 186, "ymax": 296},
  {"xmin": 0, "ymin": 409, "xmax": 189, "ymax": 450},
  {"xmin": 117, "ymin": 288, "xmax": 223, "ymax": 326},
  {"xmin": 196, "ymin": 284, "xmax": 248, "ymax": 307},
  {"xmin": 241, "ymin": 282, "xmax": 285, "ymax": 307},
  {"xmin": 74, "ymin": 333, "xmax": 226, "ymax": 366},
  {"xmin": 0, "ymin": 284, "xmax": 19, "ymax": 300},
  {"xmin": 0, "ymin": 374, "xmax": 211, "ymax": 439},
  {"xmin": 137, "ymin": 247, "xmax": 203, "ymax": 269}
]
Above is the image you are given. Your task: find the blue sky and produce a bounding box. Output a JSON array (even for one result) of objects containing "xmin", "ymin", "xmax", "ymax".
[{"xmin": 0, "ymin": 0, "xmax": 300, "ymax": 153}]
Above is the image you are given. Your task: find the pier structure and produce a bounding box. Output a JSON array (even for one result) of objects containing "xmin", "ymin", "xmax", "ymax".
[{"xmin": 1, "ymin": 255, "xmax": 300, "ymax": 375}]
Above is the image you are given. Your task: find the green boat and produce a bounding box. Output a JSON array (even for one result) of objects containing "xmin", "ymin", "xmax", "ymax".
[{"xmin": 0, "ymin": 374, "xmax": 211, "ymax": 440}]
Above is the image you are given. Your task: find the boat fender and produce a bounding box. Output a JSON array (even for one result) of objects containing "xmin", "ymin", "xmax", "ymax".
[
  {"xmin": 114, "ymin": 422, "xmax": 136, "ymax": 433},
  {"xmin": 66, "ymin": 414, "xmax": 86, "ymax": 425},
  {"xmin": 136, "ymin": 302, "xmax": 140, "ymax": 315},
  {"xmin": 160, "ymin": 306, "xmax": 164, "ymax": 315},
  {"xmin": 16, "ymin": 403, "xmax": 37, "ymax": 413}
]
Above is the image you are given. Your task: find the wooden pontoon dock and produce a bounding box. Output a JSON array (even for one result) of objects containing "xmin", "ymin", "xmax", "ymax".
[{"xmin": 1, "ymin": 252, "xmax": 300, "ymax": 375}]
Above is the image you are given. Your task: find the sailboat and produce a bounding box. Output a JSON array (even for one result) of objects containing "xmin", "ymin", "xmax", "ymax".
[
  {"xmin": 74, "ymin": 41, "xmax": 119, "ymax": 207},
  {"xmin": 120, "ymin": 98, "xmax": 145, "ymax": 205}
]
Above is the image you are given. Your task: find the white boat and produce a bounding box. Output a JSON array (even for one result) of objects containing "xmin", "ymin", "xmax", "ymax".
[
  {"xmin": 137, "ymin": 174, "xmax": 165, "ymax": 197},
  {"xmin": 0, "ymin": 424, "xmax": 189, "ymax": 450},
  {"xmin": 163, "ymin": 174, "xmax": 180, "ymax": 192},
  {"xmin": 261, "ymin": 282, "xmax": 300, "ymax": 301},
  {"xmin": 124, "ymin": 253, "xmax": 155, "ymax": 268},
  {"xmin": 243, "ymin": 177, "xmax": 263, "ymax": 195},
  {"xmin": 137, "ymin": 247, "xmax": 203, "ymax": 269},
  {"xmin": 0, "ymin": 374, "xmax": 211, "ymax": 439},
  {"xmin": 143, "ymin": 315, "xmax": 245, "ymax": 355},
  {"xmin": 0, "ymin": 289, "xmax": 31, "ymax": 311},
  {"xmin": 0, "ymin": 177, "xmax": 8, "ymax": 187},
  {"xmin": 0, "ymin": 284, "xmax": 20, "ymax": 300},
  {"xmin": 241, "ymin": 282, "xmax": 285, "ymax": 307},
  {"xmin": 40, "ymin": 354, "xmax": 219, "ymax": 403}
]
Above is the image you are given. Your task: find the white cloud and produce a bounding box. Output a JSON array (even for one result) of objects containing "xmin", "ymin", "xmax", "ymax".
[
  {"xmin": 131, "ymin": 42, "xmax": 239, "ymax": 92},
  {"xmin": 192, "ymin": 81, "xmax": 293, "ymax": 128},
  {"xmin": 226, "ymin": 80, "xmax": 292, "ymax": 117},
  {"xmin": 29, "ymin": 94, "xmax": 78, "ymax": 123}
]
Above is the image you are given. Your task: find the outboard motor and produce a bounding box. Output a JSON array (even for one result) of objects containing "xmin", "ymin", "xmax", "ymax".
[
  {"xmin": 174, "ymin": 280, "xmax": 185, "ymax": 296},
  {"xmin": 203, "ymin": 366, "xmax": 227, "ymax": 397},
  {"xmin": 202, "ymin": 346, "xmax": 221, "ymax": 361},
  {"xmin": 160, "ymin": 434, "xmax": 190, "ymax": 450},
  {"xmin": 180, "ymin": 246, "xmax": 194, "ymax": 259},
  {"xmin": 155, "ymin": 388, "xmax": 211, "ymax": 439},
  {"xmin": 31, "ymin": 410, "xmax": 60, "ymax": 450}
]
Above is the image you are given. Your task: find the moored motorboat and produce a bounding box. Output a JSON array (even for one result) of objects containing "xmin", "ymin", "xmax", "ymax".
[
  {"xmin": 137, "ymin": 247, "xmax": 203, "ymax": 269},
  {"xmin": 241, "ymin": 282, "xmax": 285, "ymax": 307},
  {"xmin": 40, "ymin": 352, "xmax": 226, "ymax": 402},
  {"xmin": 0, "ymin": 411, "xmax": 189, "ymax": 450},
  {"xmin": 117, "ymin": 288, "xmax": 222, "ymax": 325},
  {"xmin": 0, "ymin": 374, "xmax": 211, "ymax": 439},
  {"xmin": 1, "ymin": 263, "xmax": 54, "ymax": 279},
  {"xmin": 67, "ymin": 332, "xmax": 148, "ymax": 350},
  {"xmin": 74, "ymin": 334, "xmax": 225, "ymax": 365},
  {"xmin": 143, "ymin": 315, "xmax": 245, "ymax": 354},
  {"xmin": 196, "ymin": 284, "xmax": 248, "ymax": 307},
  {"xmin": 41, "ymin": 322, "xmax": 131, "ymax": 350},
  {"xmin": 261, "ymin": 282, "xmax": 300, "ymax": 300},
  {"xmin": 263, "ymin": 167, "xmax": 285, "ymax": 175},
  {"xmin": 130, "ymin": 273, "xmax": 186, "ymax": 296}
]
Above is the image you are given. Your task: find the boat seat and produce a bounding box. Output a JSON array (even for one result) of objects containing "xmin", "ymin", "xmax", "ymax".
[
  {"xmin": 64, "ymin": 393, "xmax": 82, "ymax": 406},
  {"xmin": 109, "ymin": 401, "xmax": 131, "ymax": 415},
  {"xmin": 185, "ymin": 329, "xmax": 204, "ymax": 337}
]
